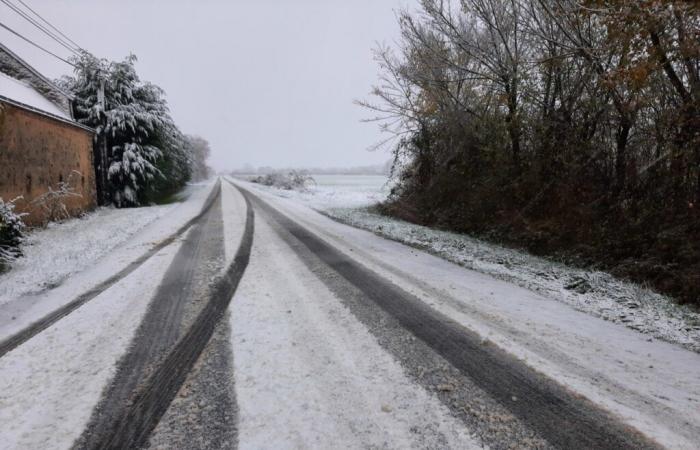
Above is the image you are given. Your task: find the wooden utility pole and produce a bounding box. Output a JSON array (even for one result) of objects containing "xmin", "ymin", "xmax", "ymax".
[{"xmin": 96, "ymin": 79, "xmax": 109, "ymax": 205}]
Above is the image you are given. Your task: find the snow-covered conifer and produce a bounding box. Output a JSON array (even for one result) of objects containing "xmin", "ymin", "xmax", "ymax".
[{"xmin": 60, "ymin": 53, "xmax": 191, "ymax": 206}]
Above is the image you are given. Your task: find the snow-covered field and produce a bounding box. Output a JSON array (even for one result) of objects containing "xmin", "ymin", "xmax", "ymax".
[
  {"xmin": 240, "ymin": 175, "xmax": 700, "ymax": 353},
  {"xmin": 240, "ymin": 174, "xmax": 390, "ymax": 211}
]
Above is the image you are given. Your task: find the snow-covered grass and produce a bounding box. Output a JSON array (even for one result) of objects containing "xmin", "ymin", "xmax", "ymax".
[
  {"xmin": 241, "ymin": 175, "xmax": 700, "ymax": 353},
  {"xmin": 0, "ymin": 204, "xmax": 175, "ymax": 306}
]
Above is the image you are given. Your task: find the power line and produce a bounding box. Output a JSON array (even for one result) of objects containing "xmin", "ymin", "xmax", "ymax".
[
  {"xmin": 0, "ymin": 0, "xmax": 81, "ymax": 56},
  {"xmin": 0, "ymin": 0, "xmax": 80, "ymax": 55},
  {"xmin": 0, "ymin": 21, "xmax": 76, "ymax": 67},
  {"xmin": 15, "ymin": 0, "xmax": 84, "ymax": 52}
]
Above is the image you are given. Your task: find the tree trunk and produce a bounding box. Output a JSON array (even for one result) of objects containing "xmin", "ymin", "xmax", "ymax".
[
  {"xmin": 505, "ymin": 87, "xmax": 521, "ymax": 170},
  {"xmin": 615, "ymin": 119, "xmax": 631, "ymax": 194}
]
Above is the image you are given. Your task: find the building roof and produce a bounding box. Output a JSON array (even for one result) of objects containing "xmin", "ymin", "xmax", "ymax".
[
  {"xmin": 0, "ymin": 71, "xmax": 71, "ymax": 119},
  {"xmin": 0, "ymin": 42, "xmax": 76, "ymax": 120}
]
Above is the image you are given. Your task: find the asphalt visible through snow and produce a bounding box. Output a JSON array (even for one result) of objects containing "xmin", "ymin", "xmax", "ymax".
[
  {"xmin": 235, "ymin": 184, "xmax": 660, "ymax": 450},
  {"xmin": 74, "ymin": 184, "xmax": 253, "ymax": 450},
  {"xmin": 0, "ymin": 178, "xmax": 678, "ymax": 449},
  {"xmin": 0, "ymin": 182, "xmax": 222, "ymax": 359}
]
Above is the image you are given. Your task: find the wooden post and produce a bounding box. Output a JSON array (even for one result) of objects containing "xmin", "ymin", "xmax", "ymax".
[{"xmin": 96, "ymin": 79, "xmax": 109, "ymax": 205}]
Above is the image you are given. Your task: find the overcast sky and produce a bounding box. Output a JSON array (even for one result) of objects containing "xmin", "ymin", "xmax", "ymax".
[{"xmin": 0, "ymin": 0, "xmax": 417, "ymax": 170}]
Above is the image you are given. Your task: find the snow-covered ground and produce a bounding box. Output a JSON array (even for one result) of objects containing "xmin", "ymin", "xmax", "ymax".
[
  {"xmin": 237, "ymin": 175, "xmax": 700, "ymax": 353},
  {"xmin": 0, "ymin": 182, "xmax": 221, "ymax": 450},
  {"xmin": 1, "ymin": 176, "xmax": 698, "ymax": 448},
  {"xmin": 236, "ymin": 179, "xmax": 700, "ymax": 449},
  {"xmin": 238, "ymin": 174, "xmax": 390, "ymax": 211},
  {"xmin": 0, "ymin": 241, "xmax": 183, "ymax": 449},
  {"xmin": 229, "ymin": 207, "xmax": 480, "ymax": 449},
  {"xmin": 0, "ymin": 204, "xmax": 174, "ymax": 305},
  {"xmin": 0, "ymin": 182, "xmax": 215, "ymax": 343}
]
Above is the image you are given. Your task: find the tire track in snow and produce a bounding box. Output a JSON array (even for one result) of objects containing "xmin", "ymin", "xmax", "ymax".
[
  {"xmin": 0, "ymin": 181, "xmax": 222, "ymax": 359},
  {"xmin": 76, "ymin": 184, "xmax": 253, "ymax": 450},
  {"xmin": 237, "ymin": 184, "xmax": 660, "ymax": 450}
]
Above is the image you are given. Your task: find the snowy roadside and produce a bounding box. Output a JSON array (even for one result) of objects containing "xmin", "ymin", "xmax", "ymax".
[
  {"xmin": 0, "ymin": 205, "xmax": 174, "ymax": 305},
  {"xmin": 0, "ymin": 240, "xmax": 184, "ymax": 450},
  {"xmin": 237, "ymin": 176, "xmax": 700, "ymax": 353},
  {"xmin": 0, "ymin": 182, "xmax": 215, "ymax": 342},
  {"xmin": 0, "ymin": 179, "xmax": 236, "ymax": 450}
]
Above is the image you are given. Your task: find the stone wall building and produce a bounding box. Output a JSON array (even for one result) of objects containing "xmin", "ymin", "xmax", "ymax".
[{"xmin": 0, "ymin": 43, "xmax": 96, "ymax": 225}]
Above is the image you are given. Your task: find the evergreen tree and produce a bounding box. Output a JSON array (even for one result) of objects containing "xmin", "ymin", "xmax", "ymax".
[
  {"xmin": 185, "ymin": 135, "xmax": 212, "ymax": 181},
  {"xmin": 59, "ymin": 53, "xmax": 193, "ymax": 206}
]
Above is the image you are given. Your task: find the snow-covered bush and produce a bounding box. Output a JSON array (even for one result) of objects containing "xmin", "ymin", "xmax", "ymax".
[
  {"xmin": 0, "ymin": 197, "xmax": 26, "ymax": 265},
  {"xmin": 251, "ymin": 171, "xmax": 316, "ymax": 190}
]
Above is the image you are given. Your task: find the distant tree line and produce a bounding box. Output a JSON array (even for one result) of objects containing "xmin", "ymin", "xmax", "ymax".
[
  {"xmin": 362, "ymin": 1, "xmax": 700, "ymax": 304},
  {"xmin": 58, "ymin": 53, "xmax": 212, "ymax": 207}
]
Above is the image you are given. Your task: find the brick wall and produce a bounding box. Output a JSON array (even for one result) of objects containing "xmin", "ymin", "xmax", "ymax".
[{"xmin": 0, "ymin": 101, "xmax": 96, "ymax": 225}]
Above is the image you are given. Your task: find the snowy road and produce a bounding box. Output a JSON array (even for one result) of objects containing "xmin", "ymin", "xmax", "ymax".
[{"xmin": 1, "ymin": 177, "xmax": 699, "ymax": 449}]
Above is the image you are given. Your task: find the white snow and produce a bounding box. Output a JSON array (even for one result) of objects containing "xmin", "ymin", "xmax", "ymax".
[
  {"xmin": 234, "ymin": 178, "xmax": 700, "ymax": 450},
  {"xmin": 338, "ymin": 211, "xmax": 700, "ymax": 354},
  {"xmin": 0, "ymin": 72, "xmax": 70, "ymax": 119},
  {"xmin": 0, "ymin": 182, "xmax": 218, "ymax": 449},
  {"xmin": 0, "ymin": 239, "xmax": 183, "ymax": 449},
  {"xmin": 2, "ymin": 175, "xmax": 697, "ymax": 448},
  {"xmin": 237, "ymin": 175, "xmax": 700, "ymax": 353},
  {"xmin": 238, "ymin": 174, "xmax": 390, "ymax": 211},
  {"xmin": 229, "ymin": 214, "xmax": 480, "ymax": 449},
  {"xmin": 0, "ymin": 204, "xmax": 174, "ymax": 305},
  {"xmin": 220, "ymin": 181, "xmax": 248, "ymax": 265},
  {"xmin": 0, "ymin": 182, "xmax": 216, "ymax": 343}
]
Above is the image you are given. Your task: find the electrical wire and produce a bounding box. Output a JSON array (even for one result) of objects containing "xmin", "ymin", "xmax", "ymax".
[
  {"xmin": 0, "ymin": 21, "xmax": 76, "ymax": 67},
  {"xmin": 0, "ymin": 0, "xmax": 80, "ymax": 54},
  {"xmin": 0, "ymin": 0, "xmax": 81, "ymax": 55},
  {"xmin": 15, "ymin": 0, "xmax": 84, "ymax": 52}
]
